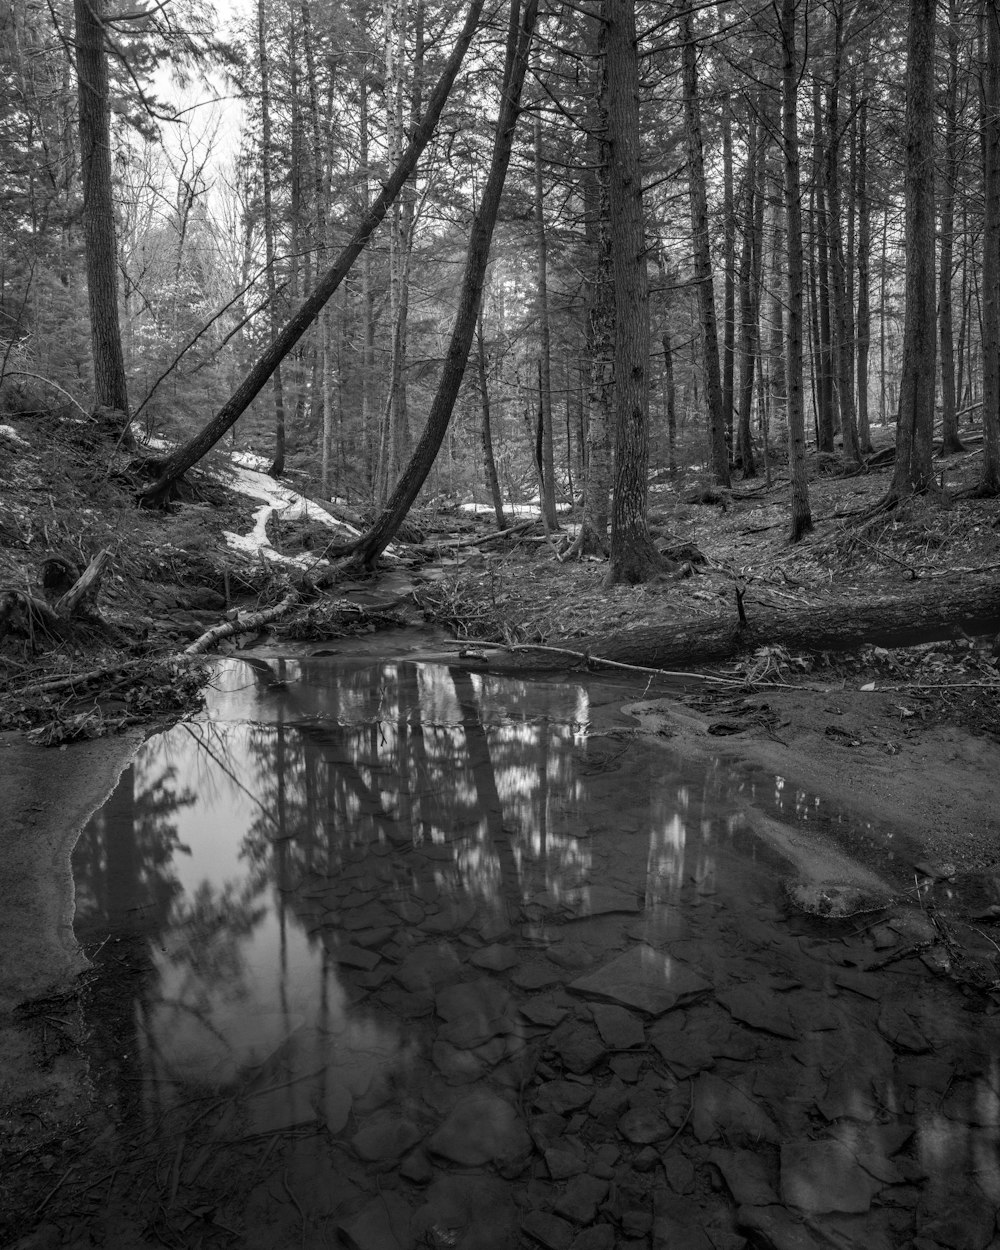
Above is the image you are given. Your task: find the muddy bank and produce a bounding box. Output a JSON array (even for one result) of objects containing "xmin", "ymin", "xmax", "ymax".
[
  {"xmin": 626, "ymin": 686, "xmax": 1000, "ymax": 878},
  {"xmin": 0, "ymin": 730, "xmax": 144, "ymax": 1014}
]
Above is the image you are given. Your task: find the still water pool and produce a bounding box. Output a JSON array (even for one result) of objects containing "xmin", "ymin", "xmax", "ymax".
[{"xmin": 64, "ymin": 657, "xmax": 1000, "ymax": 1249}]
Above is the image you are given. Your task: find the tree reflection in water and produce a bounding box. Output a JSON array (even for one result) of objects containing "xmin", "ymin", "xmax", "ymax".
[{"xmin": 61, "ymin": 657, "xmax": 1000, "ymax": 1250}]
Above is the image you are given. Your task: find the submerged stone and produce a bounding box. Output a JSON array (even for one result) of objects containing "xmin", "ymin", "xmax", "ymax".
[
  {"xmin": 591, "ymin": 1004, "xmax": 644, "ymax": 1049},
  {"xmin": 469, "ymin": 944, "xmax": 519, "ymax": 971},
  {"xmin": 426, "ymin": 1091, "xmax": 531, "ymax": 1166},
  {"xmin": 521, "ymin": 1210, "xmax": 576, "ymax": 1250},
  {"xmin": 568, "ymin": 945, "xmax": 713, "ymax": 1016},
  {"xmin": 780, "ymin": 1139, "xmax": 882, "ymax": 1214},
  {"xmin": 718, "ymin": 984, "xmax": 798, "ymax": 1039},
  {"xmin": 337, "ymin": 1192, "xmax": 414, "ymax": 1250},
  {"xmin": 351, "ymin": 1109, "xmax": 423, "ymax": 1162},
  {"xmin": 709, "ymin": 1147, "xmax": 779, "ymax": 1206},
  {"xmin": 691, "ymin": 1073, "xmax": 781, "ymax": 1146},
  {"xmin": 394, "ymin": 943, "xmax": 463, "ymax": 992}
]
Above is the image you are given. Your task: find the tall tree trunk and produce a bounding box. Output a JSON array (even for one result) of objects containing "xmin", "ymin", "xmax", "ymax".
[
  {"xmin": 534, "ymin": 104, "xmax": 558, "ymax": 529},
  {"xmin": 138, "ymin": 0, "xmax": 487, "ymax": 503},
  {"xmin": 604, "ymin": 0, "xmax": 662, "ymax": 584},
  {"xmin": 856, "ymin": 65, "xmax": 873, "ymax": 454},
  {"xmin": 347, "ymin": 0, "xmax": 539, "ymax": 567},
  {"xmin": 825, "ymin": 11, "xmax": 862, "ymax": 467},
  {"xmin": 939, "ymin": 0, "xmax": 964, "ymax": 455},
  {"xmin": 781, "ymin": 0, "xmax": 812, "ymax": 540},
  {"xmin": 257, "ymin": 0, "xmax": 287, "ymax": 477},
  {"xmin": 980, "ymin": 0, "xmax": 1000, "ymax": 494},
  {"xmin": 476, "ymin": 312, "xmax": 506, "ymax": 529},
  {"xmin": 681, "ymin": 7, "xmax": 729, "ymax": 486},
  {"xmin": 74, "ymin": 0, "xmax": 129, "ymax": 427},
  {"xmin": 736, "ymin": 98, "xmax": 760, "ymax": 478},
  {"xmin": 721, "ymin": 96, "xmax": 736, "ymax": 441},
  {"xmin": 889, "ymin": 0, "xmax": 938, "ymax": 501},
  {"xmin": 767, "ymin": 157, "xmax": 786, "ymax": 440},
  {"xmin": 570, "ymin": 16, "xmax": 612, "ymax": 558},
  {"xmin": 812, "ymin": 76, "xmax": 836, "ymax": 452}
]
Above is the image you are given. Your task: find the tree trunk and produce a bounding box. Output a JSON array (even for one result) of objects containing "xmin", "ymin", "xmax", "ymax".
[
  {"xmin": 681, "ymin": 7, "xmax": 729, "ymax": 486},
  {"xmin": 257, "ymin": 0, "xmax": 287, "ymax": 477},
  {"xmin": 736, "ymin": 99, "xmax": 760, "ymax": 479},
  {"xmin": 889, "ymin": 0, "xmax": 938, "ymax": 502},
  {"xmin": 533, "ymin": 105, "xmax": 558, "ymax": 530},
  {"xmin": 136, "ymin": 0, "xmax": 487, "ymax": 504},
  {"xmin": 781, "ymin": 0, "xmax": 812, "ymax": 541},
  {"xmin": 980, "ymin": 0, "xmax": 1000, "ymax": 494},
  {"xmin": 347, "ymin": 0, "xmax": 539, "ymax": 568},
  {"xmin": 825, "ymin": 13, "xmax": 863, "ymax": 468},
  {"xmin": 477, "ymin": 313, "xmax": 506, "ymax": 529},
  {"xmin": 74, "ymin": 0, "xmax": 129, "ymax": 426},
  {"xmin": 812, "ymin": 76, "xmax": 836, "ymax": 453},
  {"xmin": 939, "ymin": 0, "xmax": 964, "ymax": 456},
  {"xmin": 856, "ymin": 67, "xmax": 873, "ymax": 454},
  {"xmin": 721, "ymin": 96, "xmax": 736, "ymax": 442},
  {"xmin": 571, "ymin": 17, "xmax": 612, "ymax": 558},
  {"xmin": 603, "ymin": 0, "xmax": 662, "ymax": 585}
]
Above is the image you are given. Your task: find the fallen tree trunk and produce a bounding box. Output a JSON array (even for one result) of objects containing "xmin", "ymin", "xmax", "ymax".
[
  {"xmin": 183, "ymin": 588, "xmax": 299, "ymax": 655},
  {"xmin": 490, "ymin": 576, "xmax": 1000, "ymax": 672}
]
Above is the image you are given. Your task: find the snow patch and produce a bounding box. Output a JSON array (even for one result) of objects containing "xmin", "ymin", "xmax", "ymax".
[
  {"xmin": 220, "ymin": 463, "xmax": 360, "ymax": 568},
  {"xmin": 459, "ymin": 501, "xmax": 571, "ymax": 518},
  {"xmin": 0, "ymin": 424, "xmax": 29, "ymax": 447}
]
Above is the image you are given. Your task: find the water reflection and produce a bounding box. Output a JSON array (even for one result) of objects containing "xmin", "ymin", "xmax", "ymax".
[{"xmin": 63, "ymin": 658, "xmax": 1000, "ymax": 1250}]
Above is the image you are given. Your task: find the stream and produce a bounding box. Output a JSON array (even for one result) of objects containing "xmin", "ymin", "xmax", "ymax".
[{"xmin": 57, "ymin": 656, "xmax": 1000, "ymax": 1249}]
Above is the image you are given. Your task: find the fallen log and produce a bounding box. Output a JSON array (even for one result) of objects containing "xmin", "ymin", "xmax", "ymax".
[
  {"xmin": 483, "ymin": 576, "xmax": 1000, "ymax": 673},
  {"xmin": 579, "ymin": 577, "xmax": 1000, "ymax": 670},
  {"xmin": 184, "ymin": 588, "xmax": 299, "ymax": 655}
]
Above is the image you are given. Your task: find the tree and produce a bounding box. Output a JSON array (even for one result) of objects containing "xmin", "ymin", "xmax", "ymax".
[
  {"xmin": 887, "ymin": 0, "xmax": 937, "ymax": 503},
  {"xmin": 602, "ymin": 0, "xmax": 662, "ymax": 585},
  {"xmin": 136, "ymin": 0, "xmax": 488, "ymax": 503},
  {"xmin": 680, "ymin": 7, "xmax": 729, "ymax": 487},
  {"xmin": 781, "ymin": 0, "xmax": 812, "ymax": 541},
  {"xmin": 347, "ymin": 0, "xmax": 539, "ymax": 567},
  {"xmin": 74, "ymin": 0, "xmax": 130, "ymax": 423},
  {"xmin": 980, "ymin": 0, "xmax": 1000, "ymax": 495}
]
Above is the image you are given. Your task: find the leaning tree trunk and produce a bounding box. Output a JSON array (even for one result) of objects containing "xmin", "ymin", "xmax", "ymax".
[
  {"xmin": 603, "ymin": 0, "xmax": 662, "ymax": 585},
  {"xmin": 681, "ymin": 7, "xmax": 729, "ymax": 487},
  {"xmin": 74, "ymin": 0, "xmax": 129, "ymax": 427},
  {"xmin": 888, "ymin": 0, "xmax": 938, "ymax": 503},
  {"xmin": 781, "ymin": 0, "xmax": 812, "ymax": 541},
  {"xmin": 136, "ymin": 0, "xmax": 486, "ymax": 504},
  {"xmin": 347, "ymin": 0, "xmax": 539, "ymax": 568}
]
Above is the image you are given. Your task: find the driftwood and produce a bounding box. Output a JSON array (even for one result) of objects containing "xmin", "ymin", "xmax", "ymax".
[
  {"xmin": 184, "ymin": 589, "xmax": 299, "ymax": 655},
  {"xmin": 484, "ymin": 577, "xmax": 1000, "ymax": 673}
]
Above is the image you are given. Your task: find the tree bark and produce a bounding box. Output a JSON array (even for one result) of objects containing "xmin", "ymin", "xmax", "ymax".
[
  {"xmin": 136, "ymin": 0, "xmax": 487, "ymax": 504},
  {"xmin": 980, "ymin": 0, "xmax": 1000, "ymax": 495},
  {"xmin": 257, "ymin": 0, "xmax": 287, "ymax": 477},
  {"xmin": 74, "ymin": 0, "xmax": 129, "ymax": 426},
  {"xmin": 603, "ymin": 0, "xmax": 662, "ymax": 585},
  {"xmin": 571, "ymin": 19, "xmax": 613, "ymax": 559},
  {"xmin": 889, "ymin": 0, "xmax": 938, "ymax": 502},
  {"xmin": 781, "ymin": 0, "xmax": 812, "ymax": 541},
  {"xmin": 346, "ymin": 0, "xmax": 539, "ymax": 568},
  {"xmin": 681, "ymin": 7, "xmax": 729, "ymax": 486},
  {"xmin": 939, "ymin": 0, "xmax": 964, "ymax": 456},
  {"xmin": 533, "ymin": 104, "xmax": 558, "ymax": 530},
  {"xmin": 476, "ymin": 313, "xmax": 506, "ymax": 529},
  {"xmin": 856, "ymin": 66, "xmax": 873, "ymax": 454}
]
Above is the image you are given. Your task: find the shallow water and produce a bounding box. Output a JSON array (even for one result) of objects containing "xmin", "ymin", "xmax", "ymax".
[{"xmin": 59, "ymin": 658, "xmax": 1000, "ymax": 1248}]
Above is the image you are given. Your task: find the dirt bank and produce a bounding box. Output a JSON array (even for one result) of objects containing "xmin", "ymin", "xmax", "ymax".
[
  {"xmin": 627, "ymin": 684, "xmax": 1000, "ymax": 880},
  {"xmin": 0, "ymin": 731, "xmax": 143, "ymax": 1015}
]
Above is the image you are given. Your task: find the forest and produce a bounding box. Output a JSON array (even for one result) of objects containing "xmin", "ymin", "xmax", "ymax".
[{"xmin": 2, "ymin": 0, "xmax": 1000, "ymax": 699}]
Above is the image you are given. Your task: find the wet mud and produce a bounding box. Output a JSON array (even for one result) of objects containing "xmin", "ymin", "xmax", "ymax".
[{"xmin": 4, "ymin": 657, "xmax": 1000, "ymax": 1250}]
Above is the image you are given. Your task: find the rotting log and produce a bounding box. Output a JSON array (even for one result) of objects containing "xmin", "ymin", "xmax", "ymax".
[{"xmin": 485, "ymin": 577, "xmax": 1000, "ymax": 672}]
